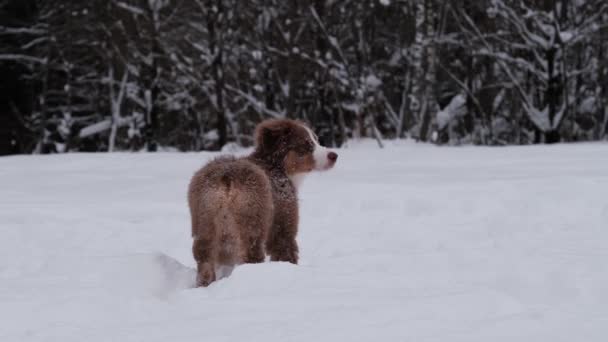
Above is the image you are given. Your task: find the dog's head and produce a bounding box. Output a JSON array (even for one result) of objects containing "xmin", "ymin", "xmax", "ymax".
[{"xmin": 253, "ymin": 119, "xmax": 338, "ymax": 178}]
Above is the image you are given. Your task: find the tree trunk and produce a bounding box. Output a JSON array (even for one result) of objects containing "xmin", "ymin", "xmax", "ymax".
[
  {"xmin": 417, "ymin": 0, "xmax": 438, "ymax": 142},
  {"xmin": 145, "ymin": 8, "xmax": 162, "ymax": 152},
  {"xmin": 207, "ymin": 0, "xmax": 227, "ymax": 149},
  {"xmin": 546, "ymin": 47, "xmax": 557, "ymax": 130},
  {"xmin": 545, "ymin": 130, "xmax": 561, "ymax": 144},
  {"xmin": 602, "ymin": 106, "xmax": 608, "ymax": 139}
]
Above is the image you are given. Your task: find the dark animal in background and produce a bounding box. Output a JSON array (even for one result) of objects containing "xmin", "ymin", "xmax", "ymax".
[{"xmin": 188, "ymin": 119, "xmax": 338, "ymax": 287}]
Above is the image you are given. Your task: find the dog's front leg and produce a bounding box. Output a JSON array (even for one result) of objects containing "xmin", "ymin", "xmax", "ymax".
[{"xmin": 266, "ymin": 222, "xmax": 299, "ymax": 264}]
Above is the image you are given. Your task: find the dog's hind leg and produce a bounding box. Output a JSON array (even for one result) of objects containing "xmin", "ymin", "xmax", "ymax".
[
  {"xmin": 192, "ymin": 236, "xmax": 216, "ymax": 287},
  {"xmin": 244, "ymin": 234, "xmax": 266, "ymax": 264},
  {"xmin": 235, "ymin": 204, "xmax": 271, "ymax": 264}
]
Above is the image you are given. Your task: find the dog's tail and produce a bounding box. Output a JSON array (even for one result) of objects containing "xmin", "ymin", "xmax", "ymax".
[{"xmin": 193, "ymin": 157, "xmax": 273, "ymax": 264}]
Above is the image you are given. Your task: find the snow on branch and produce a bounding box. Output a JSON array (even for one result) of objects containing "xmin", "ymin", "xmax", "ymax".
[
  {"xmin": 115, "ymin": 1, "xmax": 145, "ymax": 16},
  {"xmin": 0, "ymin": 26, "xmax": 46, "ymax": 35},
  {"xmin": 79, "ymin": 119, "xmax": 112, "ymax": 138},
  {"xmin": 21, "ymin": 37, "xmax": 49, "ymax": 50},
  {"xmin": 0, "ymin": 54, "xmax": 47, "ymax": 64},
  {"xmin": 225, "ymin": 85, "xmax": 285, "ymax": 119},
  {"xmin": 474, "ymin": 49, "xmax": 548, "ymax": 83}
]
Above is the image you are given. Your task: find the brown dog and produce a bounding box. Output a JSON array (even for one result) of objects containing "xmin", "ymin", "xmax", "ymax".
[{"xmin": 188, "ymin": 119, "xmax": 338, "ymax": 287}]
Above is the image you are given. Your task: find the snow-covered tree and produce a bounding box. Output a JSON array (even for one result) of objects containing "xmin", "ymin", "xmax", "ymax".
[{"xmin": 2, "ymin": 0, "xmax": 607, "ymax": 154}]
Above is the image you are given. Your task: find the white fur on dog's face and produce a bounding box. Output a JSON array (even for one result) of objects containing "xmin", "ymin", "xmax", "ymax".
[
  {"xmin": 285, "ymin": 122, "xmax": 337, "ymax": 189},
  {"xmin": 302, "ymin": 124, "xmax": 335, "ymax": 171}
]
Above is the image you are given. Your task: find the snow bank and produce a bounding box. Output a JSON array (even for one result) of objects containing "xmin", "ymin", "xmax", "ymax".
[{"xmin": 1, "ymin": 143, "xmax": 608, "ymax": 341}]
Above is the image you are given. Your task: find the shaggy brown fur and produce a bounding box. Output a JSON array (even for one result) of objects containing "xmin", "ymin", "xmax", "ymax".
[{"xmin": 188, "ymin": 119, "xmax": 337, "ymax": 287}]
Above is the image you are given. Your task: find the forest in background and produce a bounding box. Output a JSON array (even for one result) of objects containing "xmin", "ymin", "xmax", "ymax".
[{"xmin": 1, "ymin": 0, "xmax": 607, "ymax": 155}]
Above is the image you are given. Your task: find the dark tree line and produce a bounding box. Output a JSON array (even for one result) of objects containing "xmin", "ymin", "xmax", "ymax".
[{"xmin": 1, "ymin": 0, "xmax": 607, "ymax": 155}]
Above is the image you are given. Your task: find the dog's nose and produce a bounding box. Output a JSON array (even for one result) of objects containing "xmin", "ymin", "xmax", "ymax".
[{"xmin": 327, "ymin": 152, "xmax": 338, "ymax": 162}]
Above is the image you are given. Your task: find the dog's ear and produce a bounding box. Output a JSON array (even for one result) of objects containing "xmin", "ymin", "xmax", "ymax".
[{"xmin": 256, "ymin": 120, "xmax": 292, "ymax": 150}]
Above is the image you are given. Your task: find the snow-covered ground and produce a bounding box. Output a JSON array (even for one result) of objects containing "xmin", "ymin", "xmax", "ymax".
[{"xmin": 1, "ymin": 141, "xmax": 608, "ymax": 341}]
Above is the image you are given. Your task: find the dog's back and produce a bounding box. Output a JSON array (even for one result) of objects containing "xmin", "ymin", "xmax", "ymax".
[{"xmin": 188, "ymin": 156, "xmax": 273, "ymax": 286}]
